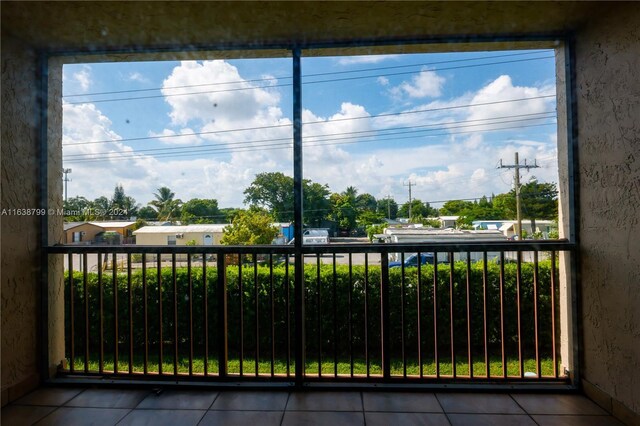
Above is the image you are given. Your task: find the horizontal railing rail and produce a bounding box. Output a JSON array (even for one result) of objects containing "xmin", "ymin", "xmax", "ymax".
[
  {"xmin": 48, "ymin": 239, "xmax": 574, "ymax": 254},
  {"xmin": 48, "ymin": 240, "xmax": 574, "ymax": 387}
]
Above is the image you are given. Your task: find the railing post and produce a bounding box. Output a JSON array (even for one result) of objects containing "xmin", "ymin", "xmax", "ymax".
[
  {"xmin": 381, "ymin": 253, "xmax": 391, "ymax": 379},
  {"xmin": 217, "ymin": 253, "xmax": 228, "ymax": 378}
]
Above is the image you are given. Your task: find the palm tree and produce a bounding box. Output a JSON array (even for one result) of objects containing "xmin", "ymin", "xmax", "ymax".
[
  {"xmin": 343, "ymin": 186, "xmax": 358, "ymax": 204},
  {"xmin": 149, "ymin": 186, "xmax": 182, "ymax": 221}
]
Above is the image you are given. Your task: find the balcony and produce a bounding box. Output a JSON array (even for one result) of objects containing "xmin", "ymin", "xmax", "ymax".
[{"xmin": 48, "ymin": 241, "xmax": 573, "ymax": 388}]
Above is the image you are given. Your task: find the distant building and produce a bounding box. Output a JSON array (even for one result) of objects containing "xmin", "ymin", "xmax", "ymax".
[
  {"xmin": 472, "ymin": 219, "xmax": 557, "ymax": 239},
  {"xmin": 133, "ymin": 224, "xmax": 227, "ymax": 246},
  {"xmin": 63, "ymin": 222, "xmax": 104, "ymax": 244},
  {"xmin": 63, "ymin": 221, "xmax": 137, "ymax": 244},
  {"xmin": 438, "ymin": 216, "xmax": 459, "ymax": 228}
]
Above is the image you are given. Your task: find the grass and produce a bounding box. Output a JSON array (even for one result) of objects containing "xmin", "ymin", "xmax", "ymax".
[{"xmin": 68, "ymin": 354, "xmax": 560, "ymax": 379}]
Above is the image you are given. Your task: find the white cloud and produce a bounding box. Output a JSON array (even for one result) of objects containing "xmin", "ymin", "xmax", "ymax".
[
  {"xmin": 397, "ymin": 68, "xmax": 446, "ymax": 98},
  {"xmin": 377, "ymin": 76, "xmax": 389, "ymax": 86},
  {"xmin": 162, "ymin": 60, "xmax": 283, "ymax": 127},
  {"xmin": 62, "ymin": 102, "xmax": 158, "ymax": 202},
  {"xmin": 149, "ymin": 128, "xmax": 202, "ymax": 146},
  {"xmin": 463, "ymin": 75, "xmax": 555, "ymax": 130},
  {"xmin": 127, "ymin": 72, "xmax": 150, "ymax": 83},
  {"xmin": 61, "ymin": 101, "xmax": 264, "ymax": 207},
  {"xmin": 64, "ymin": 65, "xmax": 92, "ymax": 93}
]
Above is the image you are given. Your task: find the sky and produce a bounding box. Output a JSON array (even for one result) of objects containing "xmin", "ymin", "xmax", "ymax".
[{"xmin": 62, "ymin": 48, "xmax": 559, "ymax": 211}]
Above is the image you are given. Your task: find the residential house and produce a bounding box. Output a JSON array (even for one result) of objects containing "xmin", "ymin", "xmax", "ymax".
[{"xmin": 133, "ymin": 224, "xmax": 226, "ymax": 246}]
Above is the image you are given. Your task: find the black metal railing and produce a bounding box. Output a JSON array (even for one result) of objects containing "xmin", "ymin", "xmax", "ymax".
[{"xmin": 48, "ymin": 241, "xmax": 573, "ymax": 386}]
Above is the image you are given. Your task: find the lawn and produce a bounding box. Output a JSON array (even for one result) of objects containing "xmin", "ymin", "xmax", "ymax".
[{"xmin": 68, "ymin": 355, "xmax": 560, "ymax": 379}]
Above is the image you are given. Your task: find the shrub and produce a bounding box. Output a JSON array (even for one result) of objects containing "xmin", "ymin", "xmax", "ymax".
[{"xmin": 64, "ymin": 258, "xmax": 558, "ymax": 363}]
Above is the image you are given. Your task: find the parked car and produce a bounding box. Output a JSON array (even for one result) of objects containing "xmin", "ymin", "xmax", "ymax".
[{"xmin": 389, "ymin": 253, "xmax": 434, "ymax": 268}]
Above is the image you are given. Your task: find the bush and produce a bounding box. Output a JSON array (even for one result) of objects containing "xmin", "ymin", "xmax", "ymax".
[{"xmin": 64, "ymin": 258, "xmax": 558, "ymax": 363}]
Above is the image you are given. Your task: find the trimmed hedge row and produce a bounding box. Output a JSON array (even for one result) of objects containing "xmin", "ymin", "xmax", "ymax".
[{"xmin": 65, "ymin": 259, "xmax": 558, "ymax": 362}]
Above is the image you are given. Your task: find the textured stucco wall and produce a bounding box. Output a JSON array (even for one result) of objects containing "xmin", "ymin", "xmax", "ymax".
[
  {"xmin": 0, "ymin": 1, "xmax": 602, "ymax": 51},
  {"xmin": 575, "ymin": 4, "xmax": 640, "ymax": 416},
  {"xmin": 1, "ymin": 36, "xmax": 41, "ymax": 397},
  {"xmin": 47, "ymin": 56, "xmax": 65, "ymax": 381}
]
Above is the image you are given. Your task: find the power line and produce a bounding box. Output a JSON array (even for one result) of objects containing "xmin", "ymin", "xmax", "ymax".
[
  {"xmin": 62, "ymin": 94, "xmax": 556, "ymax": 146},
  {"xmin": 63, "ymin": 112, "xmax": 556, "ymax": 159},
  {"xmin": 303, "ymin": 56, "xmax": 553, "ymax": 86},
  {"xmin": 64, "ymin": 122, "xmax": 556, "ymax": 164},
  {"xmin": 64, "ymin": 55, "xmax": 554, "ymax": 105},
  {"xmin": 64, "ymin": 50, "xmax": 550, "ymax": 98}
]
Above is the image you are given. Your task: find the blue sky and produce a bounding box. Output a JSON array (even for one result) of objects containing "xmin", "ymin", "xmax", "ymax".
[{"xmin": 62, "ymin": 49, "xmax": 558, "ymax": 211}]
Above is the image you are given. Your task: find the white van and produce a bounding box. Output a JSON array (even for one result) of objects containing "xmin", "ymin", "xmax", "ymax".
[{"xmin": 288, "ymin": 229, "xmax": 330, "ymax": 245}]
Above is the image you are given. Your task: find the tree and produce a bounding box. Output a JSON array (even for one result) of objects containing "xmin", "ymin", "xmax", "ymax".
[
  {"xmin": 357, "ymin": 210, "xmax": 386, "ymax": 227},
  {"xmin": 219, "ymin": 208, "xmax": 245, "ymax": 223},
  {"xmin": 493, "ymin": 179, "xmax": 558, "ymax": 232},
  {"xmin": 355, "ymin": 193, "xmax": 377, "ymax": 213},
  {"xmin": 376, "ymin": 198, "xmax": 398, "ymax": 220},
  {"xmin": 149, "ymin": 186, "xmax": 182, "ymax": 221},
  {"xmin": 137, "ymin": 206, "xmax": 158, "ymax": 221},
  {"xmin": 92, "ymin": 196, "xmax": 111, "ymax": 220},
  {"xmin": 220, "ymin": 208, "xmax": 279, "ymax": 245},
  {"xmin": 330, "ymin": 191, "xmax": 357, "ymax": 233},
  {"xmin": 398, "ymin": 199, "xmax": 439, "ymax": 220},
  {"xmin": 243, "ymin": 172, "xmax": 330, "ymax": 225},
  {"xmin": 244, "ymin": 172, "xmax": 293, "ymax": 221},
  {"xmin": 439, "ymin": 200, "xmax": 475, "ymax": 216},
  {"xmin": 304, "ymin": 182, "xmax": 331, "ymax": 227},
  {"xmin": 110, "ymin": 184, "xmax": 138, "ymax": 219},
  {"xmin": 63, "ymin": 196, "xmax": 93, "ymax": 221},
  {"xmin": 518, "ymin": 179, "xmax": 558, "ymax": 217},
  {"xmin": 355, "ymin": 193, "xmax": 384, "ymax": 228},
  {"xmin": 180, "ymin": 198, "xmax": 220, "ymax": 224}
]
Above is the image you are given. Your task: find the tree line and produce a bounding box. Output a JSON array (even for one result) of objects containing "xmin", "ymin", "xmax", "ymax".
[{"xmin": 63, "ymin": 172, "xmax": 558, "ymax": 234}]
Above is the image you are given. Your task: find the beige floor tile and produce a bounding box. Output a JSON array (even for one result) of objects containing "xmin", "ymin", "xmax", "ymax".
[
  {"xmin": 513, "ymin": 394, "xmax": 609, "ymax": 415},
  {"xmin": 36, "ymin": 407, "xmax": 130, "ymax": 426},
  {"xmin": 437, "ymin": 393, "xmax": 524, "ymax": 414},
  {"xmin": 532, "ymin": 414, "xmax": 624, "ymax": 425},
  {"xmin": 199, "ymin": 410, "xmax": 284, "ymax": 426},
  {"xmin": 13, "ymin": 387, "xmax": 84, "ymax": 406},
  {"xmin": 136, "ymin": 390, "xmax": 217, "ymax": 410},
  {"xmin": 365, "ymin": 412, "xmax": 450, "ymax": 426},
  {"xmin": 65, "ymin": 389, "xmax": 148, "ymax": 409},
  {"xmin": 210, "ymin": 391, "xmax": 289, "ymax": 411},
  {"xmin": 1, "ymin": 405, "xmax": 57, "ymax": 426},
  {"xmin": 286, "ymin": 391, "xmax": 362, "ymax": 411},
  {"xmin": 117, "ymin": 409, "xmax": 206, "ymax": 426},
  {"xmin": 363, "ymin": 392, "xmax": 442, "ymax": 412},
  {"xmin": 448, "ymin": 413, "xmax": 537, "ymax": 426},
  {"xmin": 282, "ymin": 411, "xmax": 364, "ymax": 426}
]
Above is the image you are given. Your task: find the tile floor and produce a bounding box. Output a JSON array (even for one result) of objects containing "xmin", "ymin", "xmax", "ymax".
[{"xmin": 1, "ymin": 386, "xmax": 624, "ymax": 425}]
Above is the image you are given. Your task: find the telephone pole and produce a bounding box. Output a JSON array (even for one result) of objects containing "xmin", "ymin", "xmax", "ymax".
[
  {"xmin": 403, "ymin": 180, "xmax": 415, "ymax": 221},
  {"xmin": 385, "ymin": 195, "xmax": 393, "ymax": 220},
  {"xmin": 498, "ymin": 152, "xmax": 539, "ymax": 239},
  {"xmin": 63, "ymin": 168, "xmax": 72, "ymax": 202}
]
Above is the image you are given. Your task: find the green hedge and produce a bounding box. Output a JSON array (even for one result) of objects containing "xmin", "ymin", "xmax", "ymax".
[{"xmin": 64, "ymin": 259, "xmax": 558, "ymax": 363}]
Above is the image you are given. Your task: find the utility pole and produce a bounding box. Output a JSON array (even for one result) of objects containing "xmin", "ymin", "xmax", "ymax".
[
  {"xmin": 385, "ymin": 195, "xmax": 393, "ymax": 220},
  {"xmin": 403, "ymin": 181, "xmax": 415, "ymax": 221},
  {"xmin": 498, "ymin": 152, "xmax": 539, "ymax": 239},
  {"xmin": 63, "ymin": 168, "xmax": 72, "ymax": 202}
]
